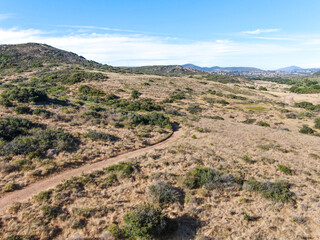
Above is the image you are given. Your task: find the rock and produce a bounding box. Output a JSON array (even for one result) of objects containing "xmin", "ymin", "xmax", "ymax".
[{"xmin": 46, "ymin": 149, "xmax": 57, "ymax": 158}]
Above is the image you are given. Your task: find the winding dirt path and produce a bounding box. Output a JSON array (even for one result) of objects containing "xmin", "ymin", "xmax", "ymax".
[{"xmin": 0, "ymin": 127, "xmax": 183, "ymax": 212}]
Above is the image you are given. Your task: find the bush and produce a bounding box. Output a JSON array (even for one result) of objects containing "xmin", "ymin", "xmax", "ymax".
[
  {"xmin": 107, "ymin": 224, "xmax": 126, "ymax": 239},
  {"xmin": 294, "ymin": 102, "xmax": 320, "ymax": 111},
  {"xmin": 0, "ymin": 99, "xmax": 13, "ymax": 107},
  {"xmin": 0, "ymin": 117, "xmax": 34, "ymax": 141},
  {"xmin": 131, "ymin": 89, "xmax": 141, "ymax": 99},
  {"xmin": 0, "ymin": 129, "xmax": 79, "ymax": 156},
  {"xmin": 129, "ymin": 112, "xmax": 171, "ymax": 128},
  {"xmin": 14, "ymin": 106, "xmax": 31, "ymax": 114},
  {"xmin": 41, "ymin": 69, "xmax": 107, "ymax": 85},
  {"xmin": 32, "ymin": 108, "xmax": 53, "ymax": 118},
  {"xmin": 105, "ymin": 162, "xmax": 135, "ymax": 177},
  {"xmin": 123, "ymin": 205, "xmax": 170, "ymax": 239},
  {"xmin": 78, "ymin": 85, "xmax": 104, "ymax": 96},
  {"xmin": 1, "ymin": 87, "xmax": 47, "ymax": 103},
  {"xmin": 187, "ymin": 104, "xmax": 202, "ymax": 114},
  {"xmin": 314, "ymin": 118, "xmax": 320, "ymax": 129},
  {"xmin": 113, "ymin": 99, "xmax": 162, "ymax": 112},
  {"xmin": 243, "ymin": 179, "xmax": 293, "ymax": 202},
  {"xmin": 299, "ymin": 125, "xmax": 314, "ymax": 134},
  {"xmin": 183, "ymin": 167, "xmax": 239, "ymax": 190},
  {"xmin": 278, "ymin": 164, "xmax": 293, "ymax": 175},
  {"xmin": 84, "ymin": 130, "xmax": 118, "ymax": 142},
  {"xmin": 259, "ymin": 86, "xmax": 267, "ymax": 91},
  {"xmin": 35, "ymin": 191, "xmax": 51, "ymax": 202},
  {"xmin": 256, "ymin": 121, "xmax": 270, "ymax": 127},
  {"xmin": 41, "ymin": 205, "xmax": 60, "ymax": 220},
  {"xmin": 3, "ymin": 182, "xmax": 20, "ymax": 192},
  {"xmin": 169, "ymin": 92, "xmax": 186, "ymax": 101},
  {"xmin": 105, "ymin": 93, "xmax": 119, "ymax": 100},
  {"xmin": 148, "ymin": 181, "xmax": 181, "ymax": 204}
]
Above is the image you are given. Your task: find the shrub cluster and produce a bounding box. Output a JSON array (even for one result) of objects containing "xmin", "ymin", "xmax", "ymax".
[
  {"xmin": 0, "ymin": 129, "xmax": 79, "ymax": 156},
  {"xmin": 84, "ymin": 130, "xmax": 118, "ymax": 142},
  {"xmin": 294, "ymin": 101, "xmax": 320, "ymax": 111},
  {"xmin": 148, "ymin": 181, "xmax": 181, "ymax": 204},
  {"xmin": 243, "ymin": 179, "xmax": 294, "ymax": 202},
  {"xmin": 39, "ymin": 69, "xmax": 107, "ymax": 85},
  {"xmin": 299, "ymin": 125, "xmax": 314, "ymax": 135},
  {"xmin": 78, "ymin": 85, "xmax": 104, "ymax": 96},
  {"xmin": 183, "ymin": 167, "xmax": 239, "ymax": 190},
  {"xmin": 1, "ymin": 87, "xmax": 48, "ymax": 103},
  {"xmin": 129, "ymin": 112, "xmax": 171, "ymax": 128},
  {"xmin": 104, "ymin": 162, "xmax": 135, "ymax": 177},
  {"xmin": 0, "ymin": 117, "xmax": 34, "ymax": 141}
]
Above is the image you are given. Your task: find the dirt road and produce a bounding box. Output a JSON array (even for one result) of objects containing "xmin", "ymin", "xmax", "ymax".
[{"xmin": 0, "ymin": 126, "xmax": 183, "ymax": 212}]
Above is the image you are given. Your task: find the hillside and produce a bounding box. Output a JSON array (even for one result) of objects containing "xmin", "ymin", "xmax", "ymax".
[
  {"xmin": 122, "ymin": 65, "xmax": 202, "ymax": 76},
  {"xmin": 0, "ymin": 43, "xmax": 121, "ymax": 73},
  {"xmin": 0, "ymin": 44, "xmax": 320, "ymax": 240}
]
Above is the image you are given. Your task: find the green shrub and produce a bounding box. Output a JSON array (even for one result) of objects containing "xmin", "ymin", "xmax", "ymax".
[
  {"xmin": 129, "ymin": 112, "xmax": 171, "ymax": 128},
  {"xmin": 259, "ymin": 86, "xmax": 267, "ymax": 91},
  {"xmin": 0, "ymin": 129, "xmax": 79, "ymax": 156},
  {"xmin": 84, "ymin": 130, "xmax": 118, "ymax": 142},
  {"xmin": 131, "ymin": 89, "xmax": 141, "ymax": 99},
  {"xmin": 105, "ymin": 93, "xmax": 119, "ymax": 100},
  {"xmin": 169, "ymin": 92, "xmax": 186, "ymax": 101},
  {"xmin": 294, "ymin": 102, "xmax": 320, "ymax": 111},
  {"xmin": 40, "ymin": 69, "xmax": 107, "ymax": 85},
  {"xmin": 277, "ymin": 164, "xmax": 293, "ymax": 175},
  {"xmin": 41, "ymin": 205, "xmax": 60, "ymax": 220},
  {"xmin": 0, "ymin": 99, "xmax": 14, "ymax": 107},
  {"xmin": 123, "ymin": 205, "xmax": 170, "ymax": 239},
  {"xmin": 1, "ymin": 87, "xmax": 47, "ymax": 103},
  {"xmin": 105, "ymin": 162, "xmax": 135, "ymax": 177},
  {"xmin": 32, "ymin": 108, "xmax": 53, "ymax": 118},
  {"xmin": 314, "ymin": 118, "xmax": 320, "ymax": 129},
  {"xmin": 35, "ymin": 191, "xmax": 51, "ymax": 202},
  {"xmin": 187, "ymin": 104, "xmax": 202, "ymax": 114},
  {"xmin": 242, "ymin": 119, "xmax": 256, "ymax": 124},
  {"xmin": 113, "ymin": 99, "xmax": 162, "ymax": 112},
  {"xmin": 256, "ymin": 121, "xmax": 270, "ymax": 127},
  {"xmin": 14, "ymin": 106, "xmax": 31, "ymax": 114},
  {"xmin": 107, "ymin": 224, "xmax": 126, "ymax": 239},
  {"xmin": 0, "ymin": 117, "xmax": 34, "ymax": 141},
  {"xmin": 3, "ymin": 182, "xmax": 20, "ymax": 192},
  {"xmin": 148, "ymin": 181, "xmax": 181, "ymax": 204},
  {"xmin": 183, "ymin": 167, "xmax": 239, "ymax": 190},
  {"xmin": 299, "ymin": 125, "xmax": 314, "ymax": 134},
  {"xmin": 243, "ymin": 179, "xmax": 293, "ymax": 202},
  {"xmin": 217, "ymin": 99, "xmax": 229, "ymax": 105},
  {"xmin": 78, "ymin": 85, "xmax": 104, "ymax": 96}
]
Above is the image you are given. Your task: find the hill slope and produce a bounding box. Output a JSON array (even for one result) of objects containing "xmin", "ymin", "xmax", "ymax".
[
  {"xmin": 0, "ymin": 43, "xmax": 100, "ymax": 68},
  {"xmin": 122, "ymin": 65, "xmax": 202, "ymax": 76}
]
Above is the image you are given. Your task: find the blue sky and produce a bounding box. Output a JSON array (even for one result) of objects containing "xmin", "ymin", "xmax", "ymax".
[{"xmin": 1, "ymin": 0, "xmax": 320, "ymax": 69}]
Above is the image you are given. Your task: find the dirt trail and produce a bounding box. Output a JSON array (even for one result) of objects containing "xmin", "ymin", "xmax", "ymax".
[{"xmin": 0, "ymin": 127, "xmax": 183, "ymax": 212}]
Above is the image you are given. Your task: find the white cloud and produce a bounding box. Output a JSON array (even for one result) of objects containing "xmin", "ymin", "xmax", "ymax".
[
  {"xmin": 242, "ymin": 28, "xmax": 280, "ymax": 35},
  {"xmin": 0, "ymin": 27, "xmax": 319, "ymax": 69}
]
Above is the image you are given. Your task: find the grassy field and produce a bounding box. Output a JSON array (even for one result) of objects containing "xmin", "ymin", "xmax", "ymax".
[{"xmin": 1, "ymin": 44, "xmax": 320, "ymax": 240}]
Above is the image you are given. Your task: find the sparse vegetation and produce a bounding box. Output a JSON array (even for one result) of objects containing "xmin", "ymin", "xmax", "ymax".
[{"xmin": 243, "ymin": 180, "xmax": 294, "ymax": 202}]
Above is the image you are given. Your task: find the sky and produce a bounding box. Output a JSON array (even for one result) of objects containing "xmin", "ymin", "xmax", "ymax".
[{"xmin": 1, "ymin": 0, "xmax": 320, "ymax": 69}]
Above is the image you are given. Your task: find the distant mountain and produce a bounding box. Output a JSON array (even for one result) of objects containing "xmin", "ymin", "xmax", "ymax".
[
  {"xmin": 182, "ymin": 64, "xmax": 263, "ymax": 73},
  {"xmin": 276, "ymin": 66, "xmax": 303, "ymax": 72},
  {"xmin": 122, "ymin": 65, "xmax": 202, "ymax": 76}
]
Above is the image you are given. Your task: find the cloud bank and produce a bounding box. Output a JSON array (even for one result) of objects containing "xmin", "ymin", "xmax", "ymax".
[{"xmin": 0, "ymin": 27, "xmax": 320, "ymax": 69}]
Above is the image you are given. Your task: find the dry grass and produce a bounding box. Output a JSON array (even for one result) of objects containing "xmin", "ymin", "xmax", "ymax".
[{"xmin": 1, "ymin": 68, "xmax": 320, "ymax": 239}]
